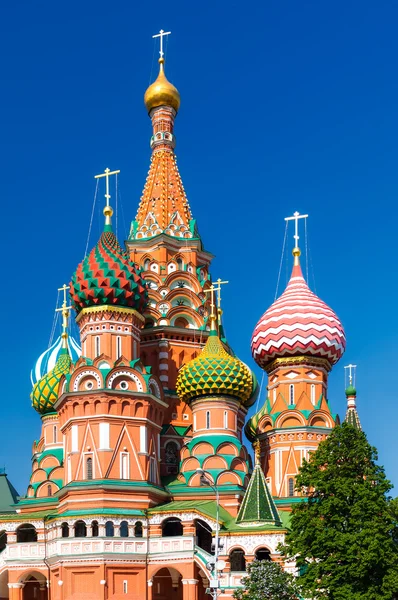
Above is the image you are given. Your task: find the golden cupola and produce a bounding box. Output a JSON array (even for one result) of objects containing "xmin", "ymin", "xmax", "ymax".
[{"xmin": 144, "ymin": 58, "xmax": 181, "ymax": 113}]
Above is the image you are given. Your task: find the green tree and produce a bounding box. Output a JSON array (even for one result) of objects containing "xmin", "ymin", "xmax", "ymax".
[
  {"xmin": 233, "ymin": 560, "xmax": 301, "ymax": 600},
  {"xmin": 281, "ymin": 423, "xmax": 398, "ymax": 600}
]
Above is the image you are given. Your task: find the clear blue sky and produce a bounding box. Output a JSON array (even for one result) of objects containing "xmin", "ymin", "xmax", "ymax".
[{"xmin": 2, "ymin": 0, "xmax": 397, "ymax": 495}]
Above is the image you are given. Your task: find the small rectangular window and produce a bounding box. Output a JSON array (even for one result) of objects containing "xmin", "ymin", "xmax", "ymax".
[
  {"xmin": 116, "ymin": 336, "xmax": 122, "ymax": 359},
  {"xmin": 99, "ymin": 422, "xmax": 110, "ymax": 449},
  {"xmin": 53, "ymin": 425, "xmax": 57, "ymax": 443},
  {"xmin": 123, "ymin": 581, "xmax": 128, "ymax": 594},
  {"xmin": 95, "ymin": 336, "xmax": 101, "ymax": 358},
  {"xmin": 206, "ymin": 411, "xmax": 210, "ymax": 429},
  {"xmin": 121, "ymin": 452, "xmax": 129, "ymax": 479},
  {"xmin": 224, "ymin": 411, "xmax": 228, "ymax": 429},
  {"xmin": 140, "ymin": 426, "xmax": 147, "ymax": 453}
]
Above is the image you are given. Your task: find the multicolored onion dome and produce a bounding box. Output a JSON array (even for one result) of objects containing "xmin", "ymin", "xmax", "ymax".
[
  {"xmin": 70, "ymin": 226, "xmax": 147, "ymax": 314},
  {"xmin": 252, "ymin": 254, "xmax": 346, "ymax": 368},
  {"xmin": 176, "ymin": 330, "xmax": 257, "ymax": 406},
  {"xmin": 31, "ymin": 349, "xmax": 71, "ymax": 414},
  {"xmin": 31, "ymin": 335, "xmax": 81, "ymax": 385}
]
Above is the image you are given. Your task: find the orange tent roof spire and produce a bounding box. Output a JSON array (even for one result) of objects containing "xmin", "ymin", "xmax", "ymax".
[{"xmin": 130, "ymin": 47, "xmax": 198, "ymax": 242}]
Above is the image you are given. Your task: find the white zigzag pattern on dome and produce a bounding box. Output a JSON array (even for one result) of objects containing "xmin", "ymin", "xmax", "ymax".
[
  {"xmin": 254, "ymin": 312, "xmax": 343, "ymax": 330},
  {"xmin": 253, "ymin": 334, "xmax": 345, "ymax": 357},
  {"xmin": 252, "ymin": 321, "xmax": 344, "ymax": 339}
]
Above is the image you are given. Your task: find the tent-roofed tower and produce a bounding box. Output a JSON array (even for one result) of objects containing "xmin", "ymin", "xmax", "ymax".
[
  {"xmin": 344, "ymin": 364, "xmax": 361, "ymax": 429},
  {"xmin": 126, "ymin": 31, "xmax": 214, "ymax": 438}
]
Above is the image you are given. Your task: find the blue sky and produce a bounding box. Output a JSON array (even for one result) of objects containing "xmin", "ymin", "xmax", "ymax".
[{"xmin": 1, "ymin": 0, "xmax": 398, "ymax": 495}]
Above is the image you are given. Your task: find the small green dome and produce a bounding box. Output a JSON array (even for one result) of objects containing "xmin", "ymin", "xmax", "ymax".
[
  {"xmin": 345, "ymin": 385, "xmax": 357, "ymax": 397},
  {"xmin": 31, "ymin": 349, "xmax": 71, "ymax": 414},
  {"xmin": 176, "ymin": 331, "xmax": 257, "ymax": 406}
]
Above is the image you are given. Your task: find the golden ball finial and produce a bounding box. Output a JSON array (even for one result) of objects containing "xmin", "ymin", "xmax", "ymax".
[
  {"xmin": 103, "ymin": 206, "xmax": 113, "ymax": 218},
  {"xmin": 144, "ymin": 58, "xmax": 181, "ymax": 113},
  {"xmin": 292, "ymin": 247, "xmax": 301, "ymax": 257}
]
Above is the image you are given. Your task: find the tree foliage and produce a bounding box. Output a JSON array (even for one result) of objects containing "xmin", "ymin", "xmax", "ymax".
[
  {"xmin": 281, "ymin": 423, "xmax": 398, "ymax": 599},
  {"xmin": 233, "ymin": 560, "xmax": 301, "ymax": 600}
]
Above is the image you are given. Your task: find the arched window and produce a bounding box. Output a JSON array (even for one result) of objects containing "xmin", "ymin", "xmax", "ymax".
[
  {"xmin": 120, "ymin": 452, "xmax": 129, "ymax": 479},
  {"xmin": 91, "ymin": 521, "xmax": 99, "ymax": 537},
  {"xmin": 105, "ymin": 521, "xmax": 114, "ymax": 537},
  {"xmin": 195, "ymin": 519, "xmax": 212, "ymax": 554},
  {"xmin": 134, "ymin": 521, "xmax": 143, "ymax": 538},
  {"xmin": 224, "ymin": 411, "xmax": 228, "ymax": 429},
  {"xmin": 143, "ymin": 259, "xmax": 150, "ymax": 271},
  {"xmin": 61, "ymin": 523, "xmax": 69, "ymax": 538},
  {"xmin": 74, "ymin": 520, "xmax": 87, "ymax": 538},
  {"xmin": 175, "ymin": 317, "xmax": 188, "ymax": 329},
  {"xmin": 311, "ymin": 384, "xmax": 316, "ymax": 405},
  {"xmin": 16, "ymin": 524, "xmax": 37, "ymax": 543},
  {"xmin": 116, "ymin": 336, "xmax": 122, "ymax": 359},
  {"xmin": 0, "ymin": 531, "xmax": 6, "ymax": 552},
  {"xmin": 176, "ymin": 257, "xmax": 183, "ymax": 270},
  {"xmin": 162, "ymin": 518, "xmax": 183, "ymax": 537},
  {"xmin": 120, "ymin": 521, "xmax": 129, "ymax": 538},
  {"xmin": 95, "ymin": 336, "xmax": 100, "ymax": 357},
  {"xmin": 206, "ymin": 411, "xmax": 211, "ymax": 429},
  {"xmin": 229, "ymin": 549, "xmax": 246, "ymax": 572},
  {"xmin": 289, "ymin": 384, "xmax": 295, "ymax": 406},
  {"xmin": 86, "ymin": 457, "xmax": 93, "ymax": 480},
  {"xmin": 47, "ymin": 484, "xmax": 52, "ymax": 497},
  {"xmin": 53, "ymin": 425, "xmax": 57, "ymax": 443},
  {"xmin": 288, "ymin": 477, "xmax": 295, "ymax": 497},
  {"xmin": 255, "ymin": 547, "xmax": 272, "ymax": 561}
]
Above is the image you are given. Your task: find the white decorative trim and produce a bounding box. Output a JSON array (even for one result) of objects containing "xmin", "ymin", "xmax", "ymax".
[
  {"xmin": 107, "ymin": 371, "xmax": 143, "ymax": 392},
  {"xmin": 73, "ymin": 370, "xmax": 102, "ymax": 391}
]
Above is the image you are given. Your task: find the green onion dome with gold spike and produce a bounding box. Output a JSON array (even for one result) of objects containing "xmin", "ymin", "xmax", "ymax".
[
  {"xmin": 176, "ymin": 329, "xmax": 257, "ymax": 406},
  {"xmin": 70, "ymin": 208, "xmax": 147, "ymax": 314},
  {"xmin": 31, "ymin": 348, "xmax": 71, "ymax": 414}
]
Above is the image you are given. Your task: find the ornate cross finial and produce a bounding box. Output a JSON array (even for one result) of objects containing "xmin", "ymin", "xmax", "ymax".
[
  {"xmin": 153, "ymin": 29, "xmax": 171, "ymax": 58},
  {"xmin": 204, "ymin": 279, "xmax": 228, "ymax": 330},
  {"xmin": 253, "ymin": 440, "xmax": 261, "ymax": 466},
  {"xmin": 344, "ymin": 364, "xmax": 357, "ymax": 387},
  {"xmin": 94, "ymin": 168, "xmax": 120, "ymax": 226},
  {"xmin": 285, "ymin": 211, "xmax": 309, "ymax": 251},
  {"xmin": 56, "ymin": 284, "xmax": 72, "ymax": 349}
]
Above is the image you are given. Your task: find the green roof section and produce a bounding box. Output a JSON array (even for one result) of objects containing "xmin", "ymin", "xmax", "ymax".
[
  {"xmin": 236, "ymin": 463, "xmax": 282, "ymax": 527},
  {"xmin": 345, "ymin": 407, "xmax": 361, "ymax": 429},
  {"xmin": 0, "ymin": 470, "xmax": 19, "ymax": 512}
]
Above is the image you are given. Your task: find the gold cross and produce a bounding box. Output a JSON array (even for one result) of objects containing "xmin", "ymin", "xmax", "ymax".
[
  {"xmin": 56, "ymin": 284, "xmax": 72, "ymax": 347},
  {"xmin": 94, "ymin": 168, "xmax": 120, "ymax": 208},
  {"xmin": 204, "ymin": 279, "xmax": 229, "ymax": 321}
]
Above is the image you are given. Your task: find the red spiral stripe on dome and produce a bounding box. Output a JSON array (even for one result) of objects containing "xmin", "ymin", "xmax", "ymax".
[{"xmin": 251, "ymin": 263, "xmax": 346, "ymax": 368}]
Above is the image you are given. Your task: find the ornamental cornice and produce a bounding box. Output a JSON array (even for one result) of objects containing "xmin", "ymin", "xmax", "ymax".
[
  {"xmin": 265, "ymin": 355, "xmax": 331, "ymax": 374},
  {"xmin": 76, "ymin": 305, "xmax": 145, "ymax": 325},
  {"xmin": 224, "ymin": 533, "xmax": 285, "ymax": 554},
  {"xmin": 149, "ymin": 512, "xmax": 215, "ymax": 530}
]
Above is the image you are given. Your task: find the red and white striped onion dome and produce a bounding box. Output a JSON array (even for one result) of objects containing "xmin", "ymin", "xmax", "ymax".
[{"xmin": 251, "ymin": 250, "xmax": 346, "ymax": 368}]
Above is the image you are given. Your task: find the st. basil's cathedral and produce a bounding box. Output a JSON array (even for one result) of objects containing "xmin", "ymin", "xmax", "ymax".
[{"xmin": 0, "ymin": 33, "xmax": 361, "ymax": 600}]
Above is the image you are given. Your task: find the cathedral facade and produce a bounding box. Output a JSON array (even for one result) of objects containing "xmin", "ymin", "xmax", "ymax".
[{"xmin": 0, "ymin": 42, "xmax": 358, "ymax": 600}]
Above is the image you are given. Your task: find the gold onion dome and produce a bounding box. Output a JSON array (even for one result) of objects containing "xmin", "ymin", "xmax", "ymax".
[
  {"xmin": 176, "ymin": 330, "xmax": 257, "ymax": 406},
  {"xmin": 144, "ymin": 58, "xmax": 181, "ymax": 113},
  {"xmin": 31, "ymin": 349, "xmax": 71, "ymax": 414}
]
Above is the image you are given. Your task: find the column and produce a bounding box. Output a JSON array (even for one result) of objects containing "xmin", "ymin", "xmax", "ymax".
[
  {"xmin": 158, "ymin": 341, "xmax": 170, "ymax": 389},
  {"xmin": 181, "ymin": 579, "xmax": 198, "ymax": 600},
  {"xmin": 8, "ymin": 583, "xmax": 24, "ymax": 600},
  {"xmin": 147, "ymin": 580, "xmax": 153, "ymax": 600}
]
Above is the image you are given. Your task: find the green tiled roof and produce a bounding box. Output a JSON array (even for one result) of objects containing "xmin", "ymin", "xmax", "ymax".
[
  {"xmin": 236, "ymin": 464, "xmax": 281, "ymax": 526},
  {"xmin": 345, "ymin": 407, "xmax": 361, "ymax": 429},
  {"xmin": 0, "ymin": 472, "xmax": 19, "ymax": 513}
]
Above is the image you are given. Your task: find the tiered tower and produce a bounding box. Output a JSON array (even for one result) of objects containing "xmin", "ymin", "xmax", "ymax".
[
  {"xmin": 248, "ymin": 213, "xmax": 346, "ymax": 502},
  {"xmin": 126, "ymin": 50, "xmax": 214, "ymax": 447}
]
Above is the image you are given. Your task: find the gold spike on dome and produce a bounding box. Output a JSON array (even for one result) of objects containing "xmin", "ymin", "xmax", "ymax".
[
  {"xmin": 144, "ymin": 58, "xmax": 181, "ymax": 113},
  {"xmin": 176, "ymin": 331, "xmax": 256, "ymax": 406}
]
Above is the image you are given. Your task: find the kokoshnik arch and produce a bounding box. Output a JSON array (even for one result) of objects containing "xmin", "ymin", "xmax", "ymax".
[{"xmin": 0, "ymin": 30, "xmax": 361, "ymax": 600}]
